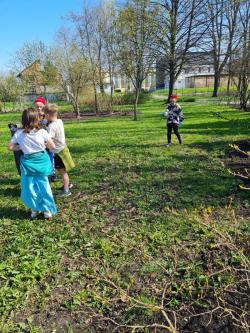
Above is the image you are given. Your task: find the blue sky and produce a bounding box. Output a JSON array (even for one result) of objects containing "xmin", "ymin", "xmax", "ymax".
[{"xmin": 0, "ymin": 0, "xmax": 98, "ymax": 71}]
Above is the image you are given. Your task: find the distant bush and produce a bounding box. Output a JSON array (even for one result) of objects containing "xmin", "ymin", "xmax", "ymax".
[
  {"xmin": 77, "ymin": 90, "xmax": 151, "ymax": 113},
  {"xmin": 113, "ymin": 92, "xmax": 151, "ymax": 105}
]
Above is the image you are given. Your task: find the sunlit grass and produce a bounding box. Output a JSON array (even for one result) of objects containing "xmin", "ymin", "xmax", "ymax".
[{"xmin": 0, "ymin": 97, "xmax": 249, "ymax": 332}]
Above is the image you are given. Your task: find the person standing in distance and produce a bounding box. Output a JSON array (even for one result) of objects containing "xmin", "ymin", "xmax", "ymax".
[{"xmin": 164, "ymin": 94, "xmax": 184, "ymax": 147}]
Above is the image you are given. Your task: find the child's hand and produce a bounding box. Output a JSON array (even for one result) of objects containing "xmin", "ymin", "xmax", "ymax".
[
  {"xmin": 46, "ymin": 139, "xmax": 56, "ymax": 150},
  {"xmin": 7, "ymin": 143, "xmax": 20, "ymax": 151}
]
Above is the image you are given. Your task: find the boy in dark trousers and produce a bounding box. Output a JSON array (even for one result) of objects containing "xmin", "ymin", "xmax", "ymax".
[{"xmin": 165, "ymin": 94, "xmax": 183, "ymax": 147}]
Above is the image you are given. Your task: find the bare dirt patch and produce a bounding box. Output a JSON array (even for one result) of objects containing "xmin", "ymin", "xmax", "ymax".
[{"xmin": 59, "ymin": 110, "xmax": 133, "ymax": 120}]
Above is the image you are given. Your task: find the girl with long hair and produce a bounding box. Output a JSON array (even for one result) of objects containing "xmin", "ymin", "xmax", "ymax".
[{"xmin": 8, "ymin": 108, "xmax": 57, "ymax": 218}]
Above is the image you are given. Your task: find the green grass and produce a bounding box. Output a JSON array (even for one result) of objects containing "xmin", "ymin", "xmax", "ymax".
[
  {"xmin": 0, "ymin": 98, "xmax": 249, "ymax": 332},
  {"xmin": 151, "ymin": 86, "xmax": 239, "ymax": 96}
]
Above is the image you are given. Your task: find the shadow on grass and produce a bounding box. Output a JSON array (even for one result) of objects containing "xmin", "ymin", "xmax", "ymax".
[
  {"xmin": 182, "ymin": 118, "xmax": 249, "ymax": 137},
  {"xmin": 69, "ymin": 142, "xmax": 173, "ymax": 156},
  {"xmin": 70, "ymin": 149, "xmax": 236, "ymax": 210},
  {"xmin": 1, "ymin": 186, "xmax": 20, "ymax": 198},
  {"xmin": 0, "ymin": 177, "xmax": 19, "ymax": 185},
  {"xmin": 0, "ymin": 207, "xmax": 28, "ymax": 220},
  {"xmin": 187, "ymin": 140, "xmax": 233, "ymax": 154},
  {"xmin": 0, "ymin": 177, "xmax": 20, "ymax": 198}
]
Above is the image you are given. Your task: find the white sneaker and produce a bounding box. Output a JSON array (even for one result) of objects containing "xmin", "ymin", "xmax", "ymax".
[
  {"xmin": 31, "ymin": 210, "xmax": 38, "ymax": 218},
  {"xmin": 44, "ymin": 211, "xmax": 52, "ymax": 219},
  {"xmin": 165, "ymin": 143, "xmax": 172, "ymax": 147}
]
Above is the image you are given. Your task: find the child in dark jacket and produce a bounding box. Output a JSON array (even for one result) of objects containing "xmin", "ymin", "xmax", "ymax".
[{"xmin": 164, "ymin": 94, "xmax": 184, "ymax": 147}]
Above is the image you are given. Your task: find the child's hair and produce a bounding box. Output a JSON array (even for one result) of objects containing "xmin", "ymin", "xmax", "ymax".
[
  {"xmin": 44, "ymin": 103, "xmax": 58, "ymax": 116},
  {"xmin": 22, "ymin": 108, "xmax": 39, "ymax": 133}
]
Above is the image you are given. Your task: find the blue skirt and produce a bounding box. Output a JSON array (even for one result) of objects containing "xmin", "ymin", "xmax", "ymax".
[{"xmin": 20, "ymin": 165, "xmax": 57, "ymax": 215}]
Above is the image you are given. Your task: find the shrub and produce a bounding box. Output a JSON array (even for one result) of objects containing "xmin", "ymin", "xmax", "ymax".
[{"xmin": 113, "ymin": 92, "xmax": 151, "ymax": 105}]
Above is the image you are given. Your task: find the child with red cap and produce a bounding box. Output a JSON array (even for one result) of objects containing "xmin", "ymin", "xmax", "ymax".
[
  {"xmin": 34, "ymin": 96, "xmax": 46, "ymax": 121},
  {"xmin": 164, "ymin": 94, "xmax": 184, "ymax": 147},
  {"xmin": 34, "ymin": 96, "xmax": 57, "ymax": 181}
]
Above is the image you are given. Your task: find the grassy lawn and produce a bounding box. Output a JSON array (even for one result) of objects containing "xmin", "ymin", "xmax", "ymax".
[
  {"xmin": 0, "ymin": 97, "xmax": 249, "ymax": 332},
  {"xmin": 151, "ymin": 86, "xmax": 239, "ymax": 96}
]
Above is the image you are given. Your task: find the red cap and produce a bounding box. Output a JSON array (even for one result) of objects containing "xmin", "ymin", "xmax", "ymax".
[
  {"xmin": 34, "ymin": 96, "xmax": 46, "ymax": 105},
  {"xmin": 170, "ymin": 94, "xmax": 178, "ymax": 99}
]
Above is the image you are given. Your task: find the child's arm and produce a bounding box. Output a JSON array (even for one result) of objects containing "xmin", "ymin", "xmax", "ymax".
[
  {"xmin": 177, "ymin": 104, "xmax": 184, "ymax": 122},
  {"xmin": 8, "ymin": 142, "xmax": 20, "ymax": 151},
  {"xmin": 180, "ymin": 110, "xmax": 184, "ymax": 122},
  {"xmin": 162, "ymin": 105, "xmax": 170, "ymax": 118},
  {"xmin": 41, "ymin": 129, "xmax": 56, "ymax": 151},
  {"xmin": 47, "ymin": 124, "xmax": 56, "ymax": 139},
  {"xmin": 45, "ymin": 138, "xmax": 56, "ymax": 151},
  {"xmin": 8, "ymin": 131, "xmax": 20, "ymax": 151}
]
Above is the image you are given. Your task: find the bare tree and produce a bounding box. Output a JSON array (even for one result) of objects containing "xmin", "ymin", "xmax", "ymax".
[
  {"xmin": 206, "ymin": 0, "xmax": 241, "ymax": 97},
  {"xmin": 0, "ymin": 72, "xmax": 23, "ymax": 111},
  {"xmin": 154, "ymin": 0, "xmax": 209, "ymax": 100},
  {"xmin": 52, "ymin": 28, "xmax": 92, "ymax": 118},
  {"xmin": 11, "ymin": 41, "xmax": 48, "ymax": 73},
  {"xmin": 98, "ymin": 1, "xmax": 117, "ymax": 110},
  {"xmin": 113, "ymin": 0, "xmax": 159, "ymax": 120},
  {"xmin": 71, "ymin": 3, "xmax": 105, "ymax": 114},
  {"xmin": 11, "ymin": 41, "xmax": 58, "ymax": 98}
]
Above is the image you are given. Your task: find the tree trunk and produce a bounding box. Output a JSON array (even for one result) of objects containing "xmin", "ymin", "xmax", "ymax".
[
  {"xmin": 226, "ymin": 75, "xmax": 231, "ymax": 96},
  {"xmin": 168, "ymin": 61, "xmax": 175, "ymax": 102},
  {"xmin": 237, "ymin": 75, "xmax": 242, "ymax": 93},
  {"xmin": 133, "ymin": 88, "xmax": 140, "ymax": 121},
  {"xmin": 109, "ymin": 78, "xmax": 114, "ymax": 114},
  {"xmin": 73, "ymin": 102, "xmax": 80, "ymax": 118},
  {"xmin": 240, "ymin": 76, "xmax": 249, "ymax": 111},
  {"xmin": 212, "ymin": 72, "xmax": 220, "ymax": 97},
  {"xmin": 108, "ymin": 64, "xmax": 114, "ymax": 113},
  {"xmin": 93, "ymin": 82, "xmax": 99, "ymax": 114},
  {"xmin": 100, "ymin": 83, "xmax": 105, "ymax": 94},
  {"xmin": 69, "ymin": 94, "xmax": 80, "ymax": 118},
  {"xmin": 99, "ymin": 65, "xmax": 105, "ymax": 95}
]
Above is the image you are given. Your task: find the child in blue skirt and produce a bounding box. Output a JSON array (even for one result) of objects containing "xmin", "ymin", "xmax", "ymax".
[{"xmin": 8, "ymin": 108, "xmax": 57, "ymax": 218}]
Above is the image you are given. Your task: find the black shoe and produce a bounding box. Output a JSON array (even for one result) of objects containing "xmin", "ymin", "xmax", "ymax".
[
  {"xmin": 58, "ymin": 183, "xmax": 74, "ymax": 191},
  {"xmin": 57, "ymin": 190, "xmax": 72, "ymax": 198},
  {"xmin": 51, "ymin": 175, "xmax": 58, "ymax": 182}
]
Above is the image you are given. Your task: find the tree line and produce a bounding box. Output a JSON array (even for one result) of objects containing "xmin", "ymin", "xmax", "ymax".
[{"xmin": 0, "ymin": 0, "xmax": 249, "ymax": 119}]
